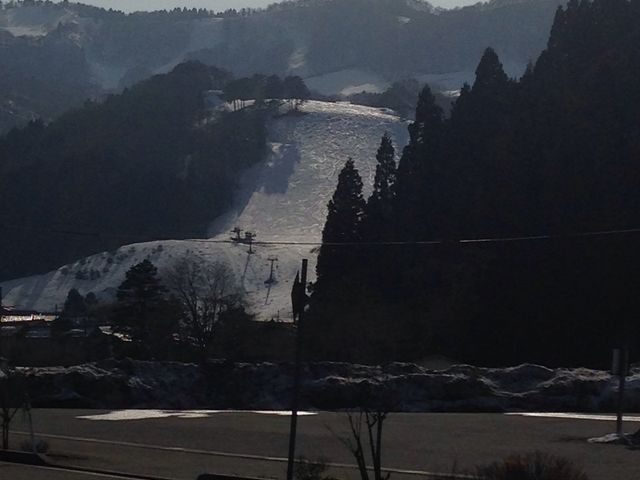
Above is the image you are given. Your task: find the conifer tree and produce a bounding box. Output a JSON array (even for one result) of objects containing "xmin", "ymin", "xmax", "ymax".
[
  {"xmin": 371, "ymin": 134, "xmax": 396, "ymax": 204},
  {"xmin": 447, "ymin": 48, "xmax": 515, "ymax": 237},
  {"xmin": 362, "ymin": 134, "xmax": 396, "ymax": 239},
  {"xmin": 113, "ymin": 259, "xmax": 171, "ymax": 345},
  {"xmin": 393, "ymin": 85, "xmax": 444, "ymax": 239},
  {"xmin": 412, "ymin": 85, "xmax": 445, "ymax": 147},
  {"xmin": 472, "ymin": 47, "xmax": 509, "ymax": 94},
  {"xmin": 62, "ymin": 288, "xmax": 87, "ymax": 319},
  {"xmin": 316, "ymin": 159, "xmax": 366, "ymax": 285},
  {"xmin": 397, "ymin": 85, "xmax": 444, "ymax": 182}
]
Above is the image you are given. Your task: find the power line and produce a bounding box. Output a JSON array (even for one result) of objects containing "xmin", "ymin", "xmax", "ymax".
[{"xmin": 2, "ymin": 222, "xmax": 640, "ymax": 248}]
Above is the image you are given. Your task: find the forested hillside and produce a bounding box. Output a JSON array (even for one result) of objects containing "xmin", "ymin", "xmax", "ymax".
[
  {"xmin": 0, "ymin": 62, "xmax": 269, "ymax": 281},
  {"xmin": 0, "ymin": 0, "xmax": 563, "ymax": 131},
  {"xmin": 309, "ymin": 0, "xmax": 640, "ymax": 368},
  {"xmin": 0, "ymin": 23, "xmax": 98, "ymax": 133}
]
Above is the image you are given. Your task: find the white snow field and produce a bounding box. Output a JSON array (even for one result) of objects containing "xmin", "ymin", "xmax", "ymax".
[
  {"xmin": 304, "ymin": 69, "xmax": 390, "ymax": 96},
  {"xmin": 0, "ymin": 5, "xmax": 76, "ymax": 37},
  {"xmin": 1, "ymin": 101, "xmax": 409, "ymax": 321}
]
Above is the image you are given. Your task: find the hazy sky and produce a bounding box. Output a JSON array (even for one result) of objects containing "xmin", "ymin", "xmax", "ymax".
[{"xmin": 61, "ymin": 0, "xmax": 481, "ymax": 13}]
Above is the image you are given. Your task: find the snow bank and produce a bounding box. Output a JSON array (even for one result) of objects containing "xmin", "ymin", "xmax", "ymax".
[{"xmin": 11, "ymin": 360, "xmax": 640, "ymax": 412}]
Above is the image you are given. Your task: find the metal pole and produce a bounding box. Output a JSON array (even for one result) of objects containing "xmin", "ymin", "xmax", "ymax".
[
  {"xmin": 616, "ymin": 347, "xmax": 628, "ymax": 437},
  {"xmin": 286, "ymin": 259, "xmax": 307, "ymax": 480},
  {"xmin": 267, "ymin": 257, "xmax": 278, "ymax": 284},
  {"xmin": 0, "ymin": 287, "xmax": 3, "ymax": 358}
]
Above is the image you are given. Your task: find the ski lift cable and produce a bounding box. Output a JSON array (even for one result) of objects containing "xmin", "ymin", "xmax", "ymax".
[{"xmin": 2, "ymin": 222, "xmax": 640, "ymax": 247}]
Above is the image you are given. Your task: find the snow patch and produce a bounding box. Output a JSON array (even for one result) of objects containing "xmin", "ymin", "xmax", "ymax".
[
  {"xmin": 1, "ymin": 25, "xmax": 46, "ymax": 36},
  {"xmin": 507, "ymin": 412, "xmax": 640, "ymax": 422},
  {"xmin": 288, "ymin": 47, "xmax": 307, "ymax": 72},
  {"xmin": 78, "ymin": 409, "xmax": 317, "ymax": 421},
  {"xmin": 305, "ymin": 70, "xmax": 389, "ymax": 96},
  {"xmin": 340, "ymin": 83, "xmax": 387, "ymax": 96}
]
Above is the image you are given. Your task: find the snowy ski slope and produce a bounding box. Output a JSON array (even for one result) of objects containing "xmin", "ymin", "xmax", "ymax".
[{"xmin": 1, "ymin": 101, "xmax": 409, "ymax": 321}]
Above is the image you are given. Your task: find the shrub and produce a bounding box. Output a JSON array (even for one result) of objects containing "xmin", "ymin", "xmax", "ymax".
[
  {"xmin": 479, "ymin": 452, "xmax": 589, "ymax": 480},
  {"xmin": 20, "ymin": 438, "xmax": 50, "ymax": 454},
  {"xmin": 294, "ymin": 456, "xmax": 338, "ymax": 480}
]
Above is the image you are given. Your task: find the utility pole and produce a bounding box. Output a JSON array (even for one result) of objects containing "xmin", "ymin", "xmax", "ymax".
[
  {"xmin": 287, "ymin": 259, "xmax": 308, "ymax": 480},
  {"xmin": 613, "ymin": 347, "xmax": 629, "ymax": 437},
  {"xmin": 0, "ymin": 287, "xmax": 3, "ymax": 357},
  {"xmin": 231, "ymin": 227, "xmax": 243, "ymax": 242},
  {"xmin": 265, "ymin": 257, "xmax": 278, "ymax": 285}
]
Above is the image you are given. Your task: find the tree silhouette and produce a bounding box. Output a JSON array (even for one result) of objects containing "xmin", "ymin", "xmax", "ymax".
[
  {"xmin": 310, "ymin": 0, "xmax": 640, "ymax": 366},
  {"xmin": 113, "ymin": 260, "xmax": 174, "ymax": 349},
  {"xmin": 316, "ymin": 159, "xmax": 366, "ymax": 286},
  {"xmin": 362, "ymin": 134, "xmax": 396, "ymax": 240},
  {"xmin": 472, "ymin": 47, "xmax": 509, "ymax": 94},
  {"xmin": 166, "ymin": 254, "xmax": 245, "ymax": 357},
  {"xmin": 62, "ymin": 288, "xmax": 87, "ymax": 319}
]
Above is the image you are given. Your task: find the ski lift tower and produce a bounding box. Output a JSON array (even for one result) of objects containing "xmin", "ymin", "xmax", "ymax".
[
  {"xmin": 265, "ymin": 257, "xmax": 278, "ymax": 285},
  {"xmin": 245, "ymin": 231, "xmax": 256, "ymax": 254},
  {"xmin": 231, "ymin": 227, "xmax": 243, "ymax": 242}
]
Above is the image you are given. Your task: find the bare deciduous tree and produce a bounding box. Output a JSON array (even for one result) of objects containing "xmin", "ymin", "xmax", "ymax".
[
  {"xmin": 333, "ymin": 409, "xmax": 390, "ymax": 480},
  {"xmin": 166, "ymin": 255, "xmax": 243, "ymax": 355},
  {"xmin": 0, "ymin": 360, "xmax": 26, "ymax": 451}
]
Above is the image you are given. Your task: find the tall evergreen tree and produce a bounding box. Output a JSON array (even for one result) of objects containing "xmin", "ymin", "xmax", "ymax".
[
  {"xmin": 372, "ymin": 134, "xmax": 396, "ymax": 204},
  {"xmin": 362, "ymin": 134, "xmax": 396, "ymax": 240},
  {"xmin": 448, "ymin": 47, "xmax": 515, "ymax": 236},
  {"xmin": 412, "ymin": 84, "xmax": 445, "ymax": 146},
  {"xmin": 394, "ymin": 85, "xmax": 444, "ymax": 239},
  {"xmin": 53, "ymin": 288, "xmax": 87, "ymax": 335},
  {"xmin": 472, "ymin": 47, "xmax": 509, "ymax": 94},
  {"xmin": 62, "ymin": 288, "xmax": 87, "ymax": 319},
  {"xmin": 316, "ymin": 158, "xmax": 366, "ymax": 286},
  {"xmin": 113, "ymin": 259, "xmax": 172, "ymax": 346}
]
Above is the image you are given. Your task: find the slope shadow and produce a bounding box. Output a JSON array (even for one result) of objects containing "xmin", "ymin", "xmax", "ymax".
[{"xmin": 207, "ymin": 134, "xmax": 301, "ymax": 237}]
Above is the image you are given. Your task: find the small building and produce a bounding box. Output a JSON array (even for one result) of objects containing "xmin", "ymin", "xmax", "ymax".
[{"xmin": 0, "ymin": 306, "xmax": 56, "ymax": 324}]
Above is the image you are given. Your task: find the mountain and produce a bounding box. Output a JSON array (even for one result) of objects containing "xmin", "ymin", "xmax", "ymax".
[
  {"xmin": 0, "ymin": 0, "xmax": 564, "ymax": 132},
  {"xmin": 0, "ymin": 61, "xmax": 268, "ymax": 281},
  {"xmin": 0, "ymin": 21, "xmax": 98, "ymax": 133},
  {"xmin": 1, "ymin": 100, "xmax": 409, "ymax": 320}
]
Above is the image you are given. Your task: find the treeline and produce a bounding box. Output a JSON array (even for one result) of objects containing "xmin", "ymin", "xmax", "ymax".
[
  {"xmin": 0, "ymin": 0, "xmax": 565, "ymax": 132},
  {"xmin": 308, "ymin": 0, "xmax": 640, "ymax": 368},
  {"xmin": 347, "ymin": 79, "xmax": 452, "ymax": 118},
  {"xmin": 0, "ymin": 62, "xmax": 269, "ymax": 281},
  {"xmin": 222, "ymin": 74, "xmax": 310, "ymax": 109},
  {"xmin": 1, "ymin": 0, "xmax": 221, "ymax": 18},
  {"xmin": 46, "ymin": 256, "xmax": 289, "ymax": 364}
]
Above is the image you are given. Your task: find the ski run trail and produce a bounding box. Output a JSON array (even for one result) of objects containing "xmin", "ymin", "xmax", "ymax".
[{"xmin": 2, "ymin": 101, "xmax": 409, "ymax": 321}]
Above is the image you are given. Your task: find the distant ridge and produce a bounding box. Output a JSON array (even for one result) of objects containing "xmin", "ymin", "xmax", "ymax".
[{"xmin": 0, "ymin": 0, "xmax": 563, "ymax": 131}]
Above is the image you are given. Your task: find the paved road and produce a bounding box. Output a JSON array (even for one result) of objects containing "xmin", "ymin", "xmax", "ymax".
[
  {"xmin": 0, "ymin": 461, "xmax": 146, "ymax": 480},
  {"xmin": 5, "ymin": 410, "xmax": 640, "ymax": 480}
]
